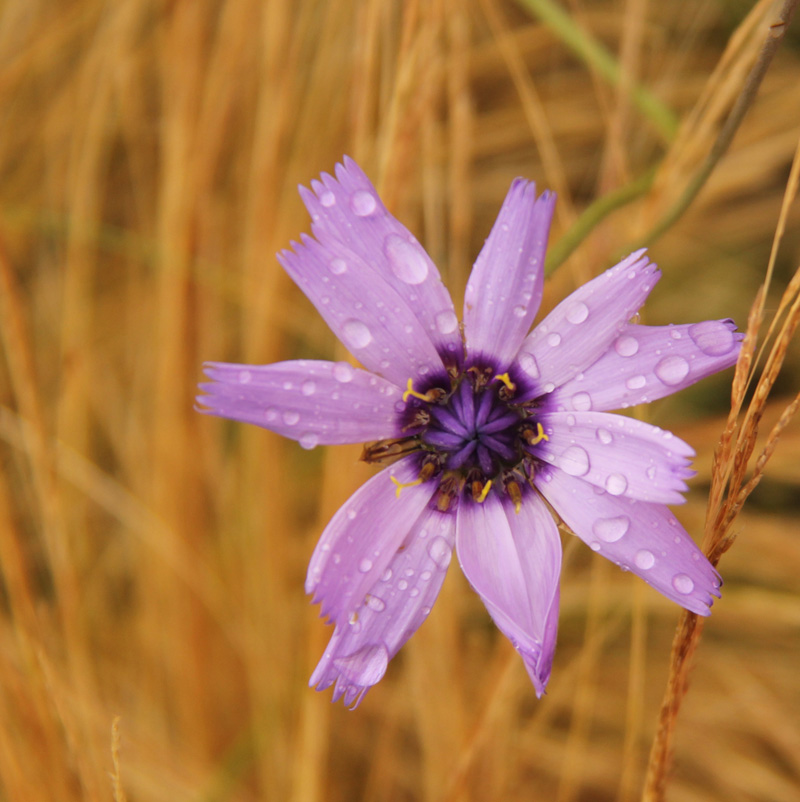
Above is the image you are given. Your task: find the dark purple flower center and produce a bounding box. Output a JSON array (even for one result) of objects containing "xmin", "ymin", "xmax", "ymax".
[
  {"xmin": 421, "ymin": 378, "xmax": 524, "ymax": 476},
  {"xmin": 363, "ymin": 365, "xmax": 547, "ymax": 511}
]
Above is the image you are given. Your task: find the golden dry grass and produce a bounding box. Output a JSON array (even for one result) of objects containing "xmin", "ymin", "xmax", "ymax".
[{"xmin": 0, "ymin": 1, "xmax": 799, "ymax": 800}]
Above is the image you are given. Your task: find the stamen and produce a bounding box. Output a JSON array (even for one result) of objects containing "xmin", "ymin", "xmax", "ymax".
[
  {"xmin": 391, "ymin": 475, "xmax": 423, "ymax": 498},
  {"xmin": 523, "ymin": 421, "xmax": 549, "ymax": 446},
  {"xmin": 506, "ymin": 480, "xmax": 522, "ymax": 514},
  {"xmin": 476, "ymin": 480, "xmax": 492, "ymax": 503},
  {"xmin": 436, "ymin": 474, "xmax": 464, "ymax": 512},
  {"xmin": 493, "ymin": 372, "xmax": 516, "ymax": 393},
  {"xmin": 402, "ymin": 378, "xmax": 444, "ymax": 404},
  {"xmin": 361, "ymin": 436, "xmax": 420, "ymax": 463},
  {"xmin": 467, "ymin": 365, "xmax": 493, "ymax": 391},
  {"xmin": 419, "ymin": 460, "xmax": 438, "ymax": 482}
]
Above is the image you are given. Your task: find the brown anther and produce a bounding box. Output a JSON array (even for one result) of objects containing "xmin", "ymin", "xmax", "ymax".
[
  {"xmin": 522, "ymin": 457, "xmax": 537, "ymax": 488},
  {"xmin": 402, "ymin": 409, "xmax": 430, "ymax": 432},
  {"xmin": 435, "ymin": 473, "xmax": 464, "ymax": 512},
  {"xmin": 425, "ymin": 387, "xmax": 448, "ymax": 403},
  {"xmin": 467, "ymin": 365, "xmax": 494, "ymax": 392},
  {"xmin": 361, "ymin": 436, "xmax": 421, "ymax": 463},
  {"xmin": 419, "ymin": 460, "xmax": 438, "ymax": 482},
  {"xmin": 506, "ymin": 479, "xmax": 522, "ymax": 514},
  {"xmin": 471, "ymin": 480, "xmax": 484, "ymax": 502}
]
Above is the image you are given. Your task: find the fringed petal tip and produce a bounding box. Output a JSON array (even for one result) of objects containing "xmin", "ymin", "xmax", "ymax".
[
  {"xmin": 310, "ymin": 642, "xmax": 389, "ymax": 709},
  {"xmin": 308, "ymin": 503, "xmax": 455, "ymax": 708}
]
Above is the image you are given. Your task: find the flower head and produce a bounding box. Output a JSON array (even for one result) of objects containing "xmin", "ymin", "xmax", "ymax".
[{"xmin": 198, "ymin": 158, "xmax": 742, "ymax": 707}]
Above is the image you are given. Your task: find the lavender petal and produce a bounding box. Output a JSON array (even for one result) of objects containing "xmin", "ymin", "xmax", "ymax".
[
  {"xmin": 549, "ymin": 320, "xmax": 743, "ymax": 412},
  {"xmin": 456, "ymin": 492, "xmax": 561, "ymax": 697},
  {"xmin": 310, "ymin": 506, "xmax": 455, "ymax": 707},
  {"xmin": 306, "ymin": 456, "xmax": 436, "ymax": 628},
  {"xmin": 278, "ymin": 233, "xmax": 445, "ymax": 386},
  {"xmin": 534, "ymin": 411, "xmax": 695, "ymax": 505},
  {"xmin": 198, "ymin": 360, "xmax": 403, "ymax": 446},
  {"xmin": 537, "ymin": 468, "xmax": 721, "ymax": 615},
  {"xmin": 463, "ymin": 181, "xmax": 555, "ymax": 367},
  {"xmin": 514, "ymin": 250, "xmax": 658, "ymax": 399},
  {"xmin": 300, "ymin": 157, "xmax": 463, "ymax": 367}
]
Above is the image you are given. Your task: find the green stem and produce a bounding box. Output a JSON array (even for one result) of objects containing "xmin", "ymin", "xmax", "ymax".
[
  {"xmin": 545, "ymin": 168, "xmax": 656, "ymax": 276},
  {"xmin": 514, "ymin": 0, "xmax": 678, "ymax": 141}
]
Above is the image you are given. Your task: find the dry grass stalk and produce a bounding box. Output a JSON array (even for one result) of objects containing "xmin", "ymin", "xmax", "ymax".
[{"xmin": 643, "ymin": 129, "xmax": 800, "ymax": 800}]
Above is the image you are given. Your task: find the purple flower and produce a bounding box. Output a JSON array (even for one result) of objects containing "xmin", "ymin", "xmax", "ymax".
[{"xmin": 198, "ymin": 158, "xmax": 742, "ymax": 707}]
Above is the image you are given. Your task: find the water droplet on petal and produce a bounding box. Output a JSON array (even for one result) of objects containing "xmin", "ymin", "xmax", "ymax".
[
  {"xmin": 239, "ymin": 370, "xmax": 252, "ymax": 383},
  {"xmin": 655, "ymin": 355, "xmax": 690, "ymax": 385},
  {"xmin": 301, "ymin": 380, "xmax": 316, "ymax": 396},
  {"xmin": 614, "ymin": 335, "xmax": 639, "ymax": 357},
  {"xmin": 571, "ymin": 391, "xmax": 592, "ymax": 411},
  {"xmin": 626, "ymin": 375, "xmax": 647, "ymax": 390},
  {"xmin": 547, "ymin": 332, "xmax": 562, "ymax": 347},
  {"xmin": 359, "ymin": 558, "xmax": 373, "ymax": 573},
  {"xmin": 672, "ymin": 574, "xmax": 695, "ymax": 595},
  {"xmin": 689, "ymin": 321, "xmax": 735, "ymax": 355},
  {"xmin": 299, "ymin": 432, "xmax": 318, "ymax": 449},
  {"xmin": 519, "ymin": 352, "xmax": 540, "ymax": 378},
  {"xmin": 590, "ymin": 541, "xmax": 601, "ymax": 551},
  {"xmin": 427, "ymin": 537, "xmax": 452, "ymax": 570},
  {"xmin": 605, "ymin": 473, "xmax": 628, "ymax": 496},
  {"xmin": 592, "ymin": 515, "xmax": 630, "ymax": 542},
  {"xmin": 347, "ymin": 508, "xmax": 357, "ymax": 520},
  {"xmin": 329, "ymin": 258, "xmax": 347, "ymax": 275},
  {"xmin": 634, "ymin": 549, "xmax": 655, "ymax": 570},
  {"xmin": 597, "ymin": 428, "xmax": 612, "ymax": 444},
  {"xmin": 320, "ymin": 190, "xmax": 336, "ymax": 207},
  {"xmin": 333, "ymin": 644, "xmax": 388, "ymax": 686},
  {"xmin": 282, "ymin": 411, "xmax": 300, "ymax": 426},
  {"xmin": 351, "ymin": 190, "xmax": 377, "ymax": 216},
  {"xmin": 365, "ymin": 594, "xmax": 386, "ymax": 612},
  {"xmin": 646, "ymin": 466, "xmax": 656, "ymax": 480},
  {"xmin": 567, "ymin": 302, "xmax": 589, "ymax": 324},
  {"xmin": 342, "ymin": 319, "xmax": 373, "ymax": 349},
  {"xmin": 559, "ymin": 445, "xmax": 590, "ymax": 477},
  {"xmin": 265, "ymin": 407, "xmax": 278, "ymax": 422},
  {"xmin": 435, "ymin": 309, "xmax": 459, "ymax": 335},
  {"xmin": 381, "ymin": 568, "xmax": 392, "ymax": 582},
  {"xmin": 385, "ymin": 234, "xmax": 429, "ymax": 284},
  {"xmin": 397, "ymin": 579, "xmax": 408, "ymax": 590}
]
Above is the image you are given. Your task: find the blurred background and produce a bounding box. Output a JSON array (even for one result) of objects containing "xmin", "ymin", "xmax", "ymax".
[{"xmin": 0, "ymin": 1, "xmax": 798, "ymax": 800}]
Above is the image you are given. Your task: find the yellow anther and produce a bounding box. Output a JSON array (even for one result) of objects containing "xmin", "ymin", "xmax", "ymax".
[
  {"xmin": 476, "ymin": 480, "xmax": 493, "ymax": 503},
  {"xmin": 493, "ymin": 372, "xmax": 516, "ymax": 393},
  {"xmin": 525, "ymin": 421, "xmax": 549, "ymax": 446},
  {"xmin": 403, "ymin": 378, "xmax": 430, "ymax": 403},
  {"xmin": 391, "ymin": 475, "xmax": 423, "ymax": 498}
]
